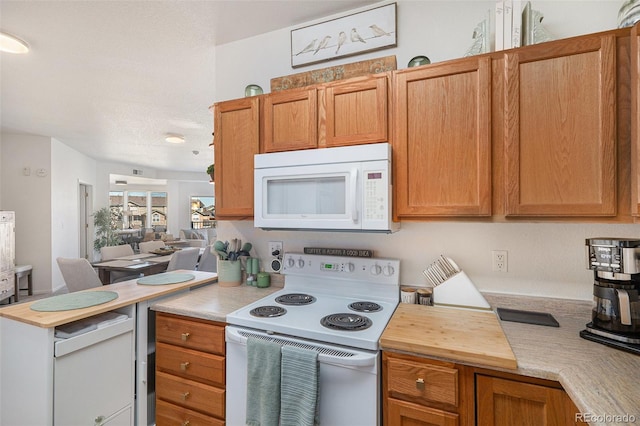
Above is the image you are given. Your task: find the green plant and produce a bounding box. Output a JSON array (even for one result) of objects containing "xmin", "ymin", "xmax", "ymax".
[
  {"xmin": 93, "ymin": 207, "xmax": 121, "ymax": 251},
  {"xmin": 206, "ymin": 164, "xmax": 215, "ymax": 180}
]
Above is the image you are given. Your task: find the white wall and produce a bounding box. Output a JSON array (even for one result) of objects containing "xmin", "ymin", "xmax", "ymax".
[
  {"xmin": 214, "ymin": 1, "xmax": 633, "ymax": 301},
  {"xmin": 0, "ymin": 134, "xmax": 54, "ymax": 294},
  {"xmin": 51, "ymin": 138, "xmax": 97, "ymax": 290},
  {"xmin": 214, "ymin": 0, "xmax": 621, "ymax": 101}
]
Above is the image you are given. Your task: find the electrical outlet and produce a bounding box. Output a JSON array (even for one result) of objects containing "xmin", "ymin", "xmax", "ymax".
[
  {"xmin": 268, "ymin": 241, "xmax": 283, "ymax": 258},
  {"xmin": 492, "ymin": 250, "xmax": 508, "ymax": 272}
]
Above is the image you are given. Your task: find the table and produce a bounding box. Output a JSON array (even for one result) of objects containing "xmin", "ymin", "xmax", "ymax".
[
  {"xmin": 93, "ymin": 258, "xmax": 170, "ymax": 284},
  {"xmin": 115, "ymin": 229, "xmax": 142, "ymax": 247}
]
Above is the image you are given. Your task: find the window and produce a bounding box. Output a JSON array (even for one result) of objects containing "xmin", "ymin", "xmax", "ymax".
[
  {"xmin": 190, "ymin": 196, "xmax": 215, "ymax": 229},
  {"xmin": 109, "ymin": 190, "xmax": 168, "ymax": 230}
]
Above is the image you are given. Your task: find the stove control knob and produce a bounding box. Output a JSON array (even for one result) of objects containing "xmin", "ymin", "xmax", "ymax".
[
  {"xmin": 370, "ymin": 264, "xmax": 382, "ymax": 275},
  {"xmin": 287, "ymin": 257, "xmax": 295, "ymax": 268},
  {"xmin": 383, "ymin": 265, "xmax": 395, "ymax": 276},
  {"xmin": 346, "ymin": 262, "xmax": 355, "ymax": 272},
  {"xmin": 297, "ymin": 258, "xmax": 305, "ymax": 268}
]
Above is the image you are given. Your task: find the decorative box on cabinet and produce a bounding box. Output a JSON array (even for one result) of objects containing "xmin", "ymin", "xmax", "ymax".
[
  {"xmin": 503, "ymin": 33, "xmax": 618, "ymax": 217},
  {"xmin": 155, "ymin": 312, "xmax": 226, "ymax": 425},
  {"xmin": 393, "ymin": 58, "xmax": 492, "ymax": 218},
  {"xmin": 212, "ymin": 97, "xmax": 259, "ymax": 219}
]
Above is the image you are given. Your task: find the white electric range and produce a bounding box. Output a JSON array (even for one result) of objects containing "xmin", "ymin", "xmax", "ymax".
[{"xmin": 225, "ymin": 252, "xmax": 400, "ymax": 426}]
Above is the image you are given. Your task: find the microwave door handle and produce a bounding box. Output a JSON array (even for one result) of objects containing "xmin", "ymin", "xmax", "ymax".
[{"xmin": 350, "ymin": 168, "xmax": 358, "ymax": 223}]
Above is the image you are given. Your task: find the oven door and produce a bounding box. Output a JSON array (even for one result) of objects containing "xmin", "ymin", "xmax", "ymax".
[{"xmin": 225, "ymin": 325, "xmax": 381, "ymax": 426}]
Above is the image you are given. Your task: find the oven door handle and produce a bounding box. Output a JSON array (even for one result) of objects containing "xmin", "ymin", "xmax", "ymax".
[{"xmin": 226, "ymin": 326, "xmax": 378, "ymax": 367}]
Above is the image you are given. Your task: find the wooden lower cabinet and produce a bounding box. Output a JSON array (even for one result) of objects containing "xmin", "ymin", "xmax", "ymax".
[
  {"xmin": 383, "ymin": 352, "xmax": 585, "ymax": 426},
  {"xmin": 383, "ymin": 352, "xmax": 473, "ymax": 426},
  {"xmin": 475, "ymin": 373, "xmax": 587, "ymax": 426},
  {"xmin": 155, "ymin": 312, "xmax": 226, "ymax": 424}
]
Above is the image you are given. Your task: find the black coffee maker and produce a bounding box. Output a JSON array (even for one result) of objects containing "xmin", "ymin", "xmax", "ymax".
[{"xmin": 581, "ymin": 238, "xmax": 640, "ymax": 354}]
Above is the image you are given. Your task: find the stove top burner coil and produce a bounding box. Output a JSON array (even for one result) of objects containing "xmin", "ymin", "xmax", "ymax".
[
  {"xmin": 320, "ymin": 313, "xmax": 373, "ymax": 331},
  {"xmin": 250, "ymin": 305, "xmax": 287, "ymax": 318},
  {"xmin": 275, "ymin": 293, "xmax": 317, "ymax": 306},
  {"xmin": 348, "ymin": 301, "xmax": 383, "ymax": 313}
]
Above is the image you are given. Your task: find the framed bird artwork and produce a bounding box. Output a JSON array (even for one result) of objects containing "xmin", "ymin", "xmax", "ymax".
[{"xmin": 290, "ymin": 2, "xmax": 397, "ymax": 68}]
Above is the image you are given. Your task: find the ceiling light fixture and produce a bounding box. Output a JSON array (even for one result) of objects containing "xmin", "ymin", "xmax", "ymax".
[
  {"xmin": 0, "ymin": 31, "xmax": 29, "ymax": 54},
  {"xmin": 165, "ymin": 134, "xmax": 185, "ymax": 144},
  {"xmin": 115, "ymin": 180, "xmax": 127, "ymax": 185}
]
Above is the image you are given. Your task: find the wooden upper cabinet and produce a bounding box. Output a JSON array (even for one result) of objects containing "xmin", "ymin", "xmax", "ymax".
[
  {"xmin": 631, "ymin": 23, "xmax": 640, "ymax": 216},
  {"xmin": 504, "ymin": 33, "xmax": 617, "ymax": 216},
  {"xmin": 324, "ymin": 74, "xmax": 388, "ymax": 148},
  {"xmin": 262, "ymin": 88, "xmax": 317, "ymax": 152},
  {"xmin": 213, "ymin": 97, "xmax": 259, "ymax": 218},
  {"xmin": 394, "ymin": 57, "xmax": 492, "ymax": 217}
]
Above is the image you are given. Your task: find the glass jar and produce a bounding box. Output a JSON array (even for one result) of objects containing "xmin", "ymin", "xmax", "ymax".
[{"xmin": 244, "ymin": 84, "xmax": 263, "ymax": 97}]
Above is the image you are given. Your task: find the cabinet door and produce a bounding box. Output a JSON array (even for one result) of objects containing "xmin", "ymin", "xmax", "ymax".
[
  {"xmin": 631, "ymin": 23, "xmax": 640, "ymax": 215},
  {"xmin": 324, "ymin": 74, "xmax": 388, "ymax": 147},
  {"xmin": 394, "ymin": 57, "xmax": 492, "ymax": 217},
  {"xmin": 213, "ymin": 97, "xmax": 259, "ymax": 218},
  {"xmin": 476, "ymin": 375, "xmax": 577, "ymax": 426},
  {"xmin": 263, "ymin": 88, "xmax": 317, "ymax": 152},
  {"xmin": 387, "ymin": 398, "xmax": 459, "ymax": 426},
  {"xmin": 504, "ymin": 34, "xmax": 617, "ymax": 216}
]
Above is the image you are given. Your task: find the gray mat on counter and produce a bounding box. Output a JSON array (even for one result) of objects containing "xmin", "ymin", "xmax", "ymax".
[
  {"xmin": 30, "ymin": 291, "xmax": 119, "ymax": 312},
  {"xmin": 137, "ymin": 272, "xmax": 195, "ymax": 285}
]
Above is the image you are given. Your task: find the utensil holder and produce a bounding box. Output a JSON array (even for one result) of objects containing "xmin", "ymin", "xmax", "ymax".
[{"xmin": 218, "ymin": 259, "xmax": 241, "ymax": 287}]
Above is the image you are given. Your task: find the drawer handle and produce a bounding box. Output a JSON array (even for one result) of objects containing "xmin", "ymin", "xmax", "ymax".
[
  {"xmin": 416, "ymin": 378, "xmax": 425, "ymax": 390},
  {"xmin": 180, "ymin": 361, "xmax": 190, "ymax": 371},
  {"xmin": 181, "ymin": 391, "xmax": 190, "ymax": 401},
  {"xmin": 181, "ymin": 332, "xmax": 190, "ymax": 341}
]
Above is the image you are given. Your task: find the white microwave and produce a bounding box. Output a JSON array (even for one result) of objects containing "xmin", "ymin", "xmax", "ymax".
[{"xmin": 254, "ymin": 143, "xmax": 399, "ymax": 233}]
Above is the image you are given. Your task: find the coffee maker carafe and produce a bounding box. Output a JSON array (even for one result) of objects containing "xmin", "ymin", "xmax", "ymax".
[{"xmin": 581, "ymin": 238, "xmax": 640, "ymax": 354}]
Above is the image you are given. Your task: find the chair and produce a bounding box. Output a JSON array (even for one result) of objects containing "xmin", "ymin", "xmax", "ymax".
[
  {"xmin": 56, "ymin": 257, "xmax": 103, "ymax": 293},
  {"xmin": 139, "ymin": 240, "xmax": 166, "ymax": 253},
  {"xmin": 187, "ymin": 239, "xmax": 206, "ymax": 249},
  {"xmin": 100, "ymin": 244, "xmax": 134, "ymax": 261},
  {"xmin": 166, "ymin": 248, "xmax": 200, "ymax": 272},
  {"xmin": 197, "ymin": 246, "xmax": 217, "ymax": 273},
  {"xmin": 14, "ymin": 264, "xmax": 33, "ymax": 303}
]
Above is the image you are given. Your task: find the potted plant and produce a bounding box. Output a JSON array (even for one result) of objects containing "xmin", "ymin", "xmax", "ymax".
[
  {"xmin": 207, "ymin": 164, "xmax": 215, "ymax": 182},
  {"xmin": 93, "ymin": 207, "xmax": 120, "ymax": 252}
]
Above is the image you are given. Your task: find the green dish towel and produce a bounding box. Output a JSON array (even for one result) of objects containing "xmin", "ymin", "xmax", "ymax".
[
  {"xmin": 280, "ymin": 345, "xmax": 319, "ymax": 426},
  {"xmin": 246, "ymin": 337, "xmax": 281, "ymax": 426}
]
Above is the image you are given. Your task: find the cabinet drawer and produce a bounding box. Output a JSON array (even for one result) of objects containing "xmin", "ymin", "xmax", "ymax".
[
  {"xmin": 156, "ymin": 371, "xmax": 225, "ymax": 418},
  {"xmin": 156, "ymin": 399, "xmax": 224, "ymax": 426},
  {"xmin": 156, "ymin": 313, "xmax": 224, "ymax": 355},
  {"xmin": 157, "ymin": 342, "xmax": 224, "ymax": 387},
  {"xmin": 387, "ymin": 398, "xmax": 459, "ymax": 426},
  {"xmin": 387, "ymin": 357, "xmax": 459, "ymax": 408},
  {"xmin": 0, "ymin": 270, "xmax": 14, "ymax": 299}
]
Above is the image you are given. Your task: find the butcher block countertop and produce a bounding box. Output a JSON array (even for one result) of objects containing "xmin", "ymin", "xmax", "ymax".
[
  {"xmin": 152, "ymin": 282, "xmax": 281, "ymax": 322},
  {"xmin": 0, "ymin": 271, "xmax": 218, "ymax": 328},
  {"xmin": 381, "ymin": 293, "xmax": 640, "ymax": 425},
  {"xmin": 380, "ymin": 303, "xmax": 517, "ymax": 370}
]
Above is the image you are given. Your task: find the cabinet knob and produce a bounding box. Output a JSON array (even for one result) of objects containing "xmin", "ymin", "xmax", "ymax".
[
  {"xmin": 181, "ymin": 332, "xmax": 190, "ymax": 341},
  {"xmin": 182, "ymin": 421, "xmax": 190, "ymax": 426},
  {"xmin": 181, "ymin": 391, "xmax": 190, "ymax": 401},
  {"xmin": 416, "ymin": 378, "xmax": 425, "ymax": 390},
  {"xmin": 180, "ymin": 361, "xmax": 190, "ymax": 371}
]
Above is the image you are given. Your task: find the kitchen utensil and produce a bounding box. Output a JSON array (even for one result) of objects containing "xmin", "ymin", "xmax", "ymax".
[{"xmin": 422, "ymin": 255, "xmax": 460, "ymax": 286}]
